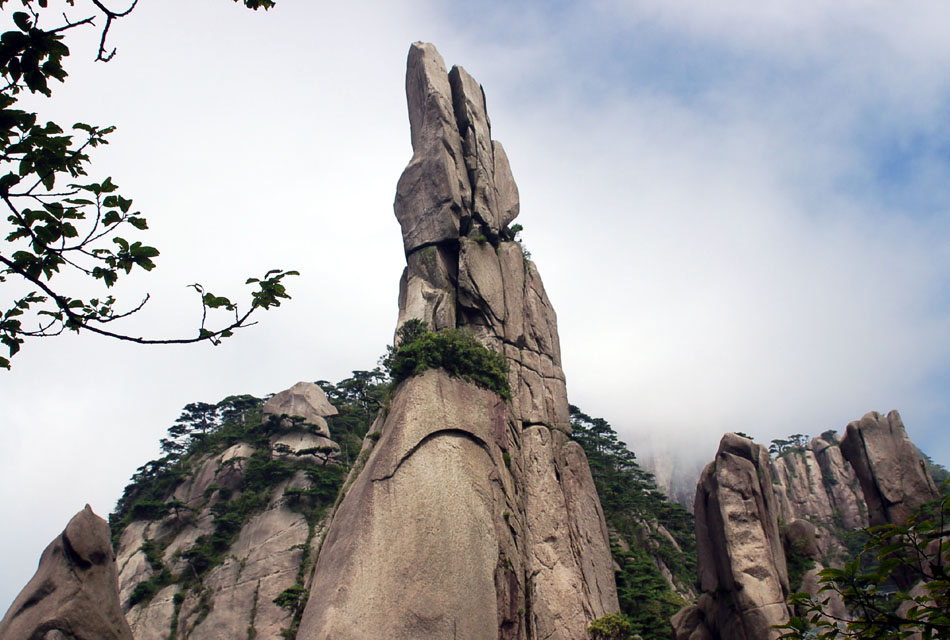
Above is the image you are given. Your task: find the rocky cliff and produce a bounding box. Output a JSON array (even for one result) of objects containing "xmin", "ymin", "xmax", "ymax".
[
  {"xmin": 49, "ymin": 41, "xmax": 618, "ymax": 640},
  {"xmin": 839, "ymin": 410, "xmax": 939, "ymax": 528},
  {"xmin": 109, "ymin": 383, "xmax": 344, "ymax": 640},
  {"xmin": 771, "ymin": 431, "xmax": 867, "ymax": 563},
  {"xmin": 297, "ymin": 42, "xmax": 618, "ymax": 639},
  {"xmin": 673, "ymin": 410, "xmax": 940, "ymax": 640},
  {"xmin": 673, "ymin": 433, "xmax": 793, "ymax": 640}
]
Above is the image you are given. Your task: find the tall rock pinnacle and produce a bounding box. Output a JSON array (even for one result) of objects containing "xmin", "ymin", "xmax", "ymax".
[
  {"xmin": 395, "ymin": 41, "xmax": 570, "ymax": 433},
  {"xmin": 297, "ymin": 42, "xmax": 618, "ymax": 639}
]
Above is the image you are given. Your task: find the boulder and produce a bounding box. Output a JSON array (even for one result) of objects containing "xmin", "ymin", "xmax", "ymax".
[
  {"xmin": 262, "ymin": 381, "xmax": 338, "ymax": 437},
  {"xmin": 0, "ymin": 505, "xmax": 133, "ymax": 640}
]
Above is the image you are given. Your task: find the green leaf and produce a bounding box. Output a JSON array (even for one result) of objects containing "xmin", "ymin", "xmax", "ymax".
[
  {"xmin": 0, "ymin": 172, "xmax": 21, "ymax": 191},
  {"xmin": 12, "ymin": 11, "xmax": 32, "ymax": 31}
]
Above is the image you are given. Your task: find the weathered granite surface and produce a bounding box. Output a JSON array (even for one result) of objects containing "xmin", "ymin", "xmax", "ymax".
[
  {"xmin": 674, "ymin": 434, "xmax": 791, "ymax": 640},
  {"xmin": 115, "ymin": 383, "xmax": 340, "ymax": 640},
  {"xmin": 0, "ymin": 505, "xmax": 133, "ymax": 640},
  {"xmin": 839, "ymin": 410, "xmax": 938, "ymax": 527},
  {"xmin": 262, "ymin": 380, "xmax": 338, "ymax": 437}
]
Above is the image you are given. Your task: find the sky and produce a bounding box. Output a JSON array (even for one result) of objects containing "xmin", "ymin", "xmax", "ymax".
[{"xmin": 2, "ymin": 0, "xmax": 949, "ymax": 612}]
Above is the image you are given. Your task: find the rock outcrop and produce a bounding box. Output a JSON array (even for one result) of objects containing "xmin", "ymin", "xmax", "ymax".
[
  {"xmin": 393, "ymin": 42, "xmax": 569, "ymax": 433},
  {"xmin": 262, "ymin": 380, "xmax": 338, "ymax": 437},
  {"xmin": 839, "ymin": 410, "xmax": 939, "ymax": 527},
  {"xmin": 113, "ymin": 383, "xmax": 342, "ymax": 640},
  {"xmin": 674, "ymin": 434, "xmax": 791, "ymax": 640},
  {"xmin": 0, "ymin": 505, "xmax": 133, "ymax": 640},
  {"xmin": 675, "ymin": 411, "xmax": 941, "ymax": 640},
  {"xmin": 771, "ymin": 432, "xmax": 867, "ymax": 562},
  {"xmin": 296, "ymin": 42, "xmax": 618, "ymax": 639}
]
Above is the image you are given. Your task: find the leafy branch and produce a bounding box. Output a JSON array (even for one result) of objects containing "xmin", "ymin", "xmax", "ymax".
[
  {"xmin": 0, "ymin": 0, "xmax": 290, "ymax": 368},
  {"xmin": 776, "ymin": 490, "xmax": 950, "ymax": 640}
]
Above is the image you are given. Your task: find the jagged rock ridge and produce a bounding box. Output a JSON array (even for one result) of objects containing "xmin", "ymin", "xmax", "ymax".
[
  {"xmin": 839, "ymin": 410, "xmax": 939, "ymax": 527},
  {"xmin": 680, "ymin": 434, "xmax": 793, "ymax": 640},
  {"xmin": 771, "ymin": 431, "xmax": 867, "ymax": 563},
  {"xmin": 673, "ymin": 410, "xmax": 940, "ymax": 640},
  {"xmin": 297, "ymin": 42, "xmax": 618, "ymax": 639}
]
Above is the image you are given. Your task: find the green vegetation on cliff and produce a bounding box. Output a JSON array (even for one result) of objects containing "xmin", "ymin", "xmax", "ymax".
[
  {"xmin": 382, "ymin": 319, "xmax": 511, "ymax": 399},
  {"xmin": 109, "ymin": 371, "xmax": 384, "ymax": 625},
  {"xmin": 570, "ymin": 405, "xmax": 697, "ymax": 640}
]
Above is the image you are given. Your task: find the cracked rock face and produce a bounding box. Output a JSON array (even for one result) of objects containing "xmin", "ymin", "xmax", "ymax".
[
  {"xmin": 675, "ymin": 412, "xmax": 940, "ymax": 640},
  {"xmin": 394, "ymin": 41, "xmax": 569, "ymax": 433},
  {"xmin": 297, "ymin": 42, "xmax": 618, "ymax": 640},
  {"xmin": 675, "ymin": 434, "xmax": 791, "ymax": 640},
  {"xmin": 839, "ymin": 410, "xmax": 939, "ymax": 527},
  {"xmin": 112, "ymin": 382, "xmax": 343, "ymax": 640},
  {"xmin": 770, "ymin": 432, "xmax": 867, "ymax": 562},
  {"xmin": 0, "ymin": 505, "xmax": 133, "ymax": 640}
]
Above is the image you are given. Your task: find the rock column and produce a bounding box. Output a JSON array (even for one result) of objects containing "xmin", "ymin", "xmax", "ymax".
[{"xmin": 297, "ymin": 42, "xmax": 618, "ymax": 640}]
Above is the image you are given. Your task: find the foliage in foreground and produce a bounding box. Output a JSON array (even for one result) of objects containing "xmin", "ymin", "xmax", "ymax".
[
  {"xmin": 571, "ymin": 405, "xmax": 695, "ymax": 640},
  {"xmin": 776, "ymin": 490, "xmax": 950, "ymax": 640},
  {"xmin": 382, "ymin": 319, "xmax": 511, "ymax": 399},
  {"xmin": 0, "ymin": 0, "xmax": 290, "ymax": 369}
]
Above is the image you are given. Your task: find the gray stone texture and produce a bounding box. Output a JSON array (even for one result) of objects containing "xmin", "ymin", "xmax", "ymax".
[
  {"xmin": 392, "ymin": 41, "xmax": 569, "ymax": 432},
  {"xmin": 676, "ymin": 412, "xmax": 940, "ymax": 640},
  {"xmin": 839, "ymin": 410, "xmax": 939, "ymax": 527},
  {"xmin": 298, "ymin": 370, "xmax": 617, "ymax": 640},
  {"xmin": 262, "ymin": 380, "xmax": 338, "ymax": 437},
  {"xmin": 116, "ymin": 432, "xmax": 339, "ymax": 639},
  {"xmin": 678, "ymin": 434, "xmax": 791, "ymax": 640},
  {"xmin": 771, "ymin": 432, "xmax": 867, "ymax": 562},
  {"xmin": 0, "ymin": 505, "xmax": 134, "ymax": 640}
]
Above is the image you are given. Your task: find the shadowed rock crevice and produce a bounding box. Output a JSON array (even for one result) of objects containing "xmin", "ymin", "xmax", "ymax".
[{"xmin": 369, "ymin": 427, "xmax": 493, "ymax": 483}]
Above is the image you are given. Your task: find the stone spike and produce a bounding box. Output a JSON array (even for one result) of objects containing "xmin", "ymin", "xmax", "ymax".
[{"xmin": 297, "ymin": 43, "xmax": 619, "ymax": 639}]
